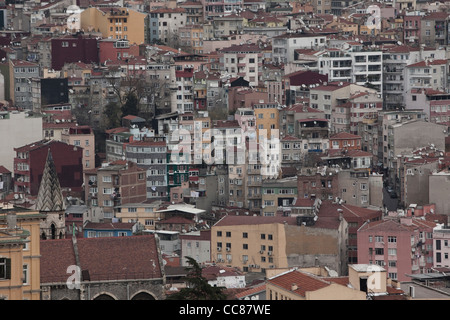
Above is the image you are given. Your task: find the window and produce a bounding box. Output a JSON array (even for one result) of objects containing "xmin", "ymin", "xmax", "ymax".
[
  {"xmin": 261, "ymin": 234, "xmax": 266, "ymax": 240},
  {"xmin": 0, "ymin": 258, "xmax": 11, "ymax": 280},
  {"xmin": 22, "ymin": 264, "xmax": 29, "ymax": 284},
  {"xmin": 375, "ymin": 248, "xmax": 384, "ymax": 255},
  {"xmin": 243, "ymin": 232, "xmax": 248, "ymax": 238},
  {"xmin": 388, "ymin": 248, "xmax": 397, "ymax": 256},
  {"xmin": 388, "ymin": 236, "xmax": 397, "ymax": 243},
  {"xmin": 217, "ymin": 231, "xmax": 222, "ymax": 237},
  {"xmin": 226, "ymin": 231, "xmax": 231, "ymax": 237}
]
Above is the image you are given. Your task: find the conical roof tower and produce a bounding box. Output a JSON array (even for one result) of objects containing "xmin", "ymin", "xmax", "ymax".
[{"xmin": 35, "ymin": 148, "xmax": 66, "ymax": 212}]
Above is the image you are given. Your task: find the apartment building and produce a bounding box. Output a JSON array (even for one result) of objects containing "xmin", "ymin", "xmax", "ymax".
[
  {"xmin": 397, "ymin": 145, "xmax": 444, "ymax": 208},
  {"xmin": 433, "ymin": 224, "xmax": 450, "ymax": 269},
  {"xmin": 219, "ymin": 43, "xmax": 263, "ymax": 87},
  {"xmin": 201, "ymin": 0, "xmax": 243, "ymax": 20},
  {"xmin": 298, "ymin": 118, "xmax": 329, "ymax": 154},
  {"xmin": 114, "ymin": 201, "xmax": 164, "ymax": 230},
  {"xmin": 309, "ymin": 81, "xmax": 351, "ymax": 122},
  {"xmin": 280, "ymin": 135, "xmax": 303, "ymax": 167},
  {"xmin": 405, "ymin": 88, "xmax": 450, "ymax": 127},
  {"xmin": 297, "ymin": 166, "xmax": 339, "ymax": 201},
  {"xmin": 278, "ymin": 104, "xmax": 324, "ymax": 138},
  {"xmin": 125, "ymin": 139, "xmax": 168, "ymax": 200},
  {"xmin": 84, "ymin": 160, "xmax": 147, "ymax": 220},
  {"xmin": 9, "ymin": 59, "xmax": 40, "ymax": 110},
  {"xmin": 405, "ymin": 58, "xmax": 448, "ymax": 95},
  {"xmin": 386, "ymin": 119, "xmax": 446, "ymax": 190},
  {"xmin": 253, "ymin": 103, "xmax": 279, "ymax": 140},
  {"xmin": 61, "ymin": 125, "xmax": 95, "ymax": 170},
  {"xmin": 149, "ymin": 7, "xmax": 187, "ymax": 44},
  {"xmin": 261, "ymin": 176, "xmax": 298, "ymax": 216},
  {"xmin": 357, "ymin": 217, "xmax": 437, "ymax": 281},
  {"xmin": 211, "ymin": 214, "xmax": 347, "ymax": 275},
  {"xmin": 175, "ymin": 67, "xmax": 194, "ymax": 113},
  {"xmin": 80, "ymin": 7, "xmax": 147, "ymax": 44},
  {"xmin": 272, "ymin": 33, "xmax": 327, "ymax": 64},
  {"xmin": 14, "ymin": 139, "xmax": 83, "ymax": 196},
  {"xmin": 378, "ymin": 110, "xmax": 426, "ymax": 170},
  {"xmin": 337, "ymin": 169, "xmax": 383, "ymax": 209}
]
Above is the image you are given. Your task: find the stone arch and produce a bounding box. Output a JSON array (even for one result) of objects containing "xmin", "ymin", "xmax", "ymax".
[
  {"xmin": 92, "ymin": 292, "xmax": 117, "ymax": 300},
  {"xmin": 130, "ymin": 290, "xmax": 157, "ymax": 300}
]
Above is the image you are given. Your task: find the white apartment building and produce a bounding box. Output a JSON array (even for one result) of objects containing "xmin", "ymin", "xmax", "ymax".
[
  {"xmin": 383, "ymin": 46, "xmax": 445, "ymax": 110},
  {"xmin": 219, "ymin": 43, "xmax": 263, "ymax": 87},
  {"xmin": 272, "ymin": 33, "xmax": 328, "ymax": 64},
  {"xmin": 433, "ymin": 224, "xmax": 450, "ymax": 268}
]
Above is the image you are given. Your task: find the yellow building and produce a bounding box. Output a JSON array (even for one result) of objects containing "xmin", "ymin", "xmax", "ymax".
[
  {"xmin": 253, "ymin": 104, "xmax": 280, "ymax": 140},
  {"xmin": 211, "ymin": 214, "xmax": 347, "ymax": 274},
  {"xmin": 80, "ymin": 7, "xmax": 147, "ymax": 45},
  {"xmin": 114, "ymin": 202, "xmax": 164, "ymax": 231},
  {"xmin": 0, "ymin": 208, "xmax": 44, "ymax": 300}
]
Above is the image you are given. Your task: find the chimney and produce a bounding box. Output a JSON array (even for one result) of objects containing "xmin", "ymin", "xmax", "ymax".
[
  {"xmin": 7, "ymin": 212, "xmax": 17, "ymax": 229},
  {"xmin": 337, "ymin": 208, "xmax": 343, "ymax": 221}
]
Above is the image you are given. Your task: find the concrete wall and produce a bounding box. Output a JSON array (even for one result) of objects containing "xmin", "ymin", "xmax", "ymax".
[
  {"xmin": 0, "ymin": 112, "xmax": 43, "ymax": 172},
  {"xmin": 429, "ymin": 173, "xmax": 450, "ymax": 215}
]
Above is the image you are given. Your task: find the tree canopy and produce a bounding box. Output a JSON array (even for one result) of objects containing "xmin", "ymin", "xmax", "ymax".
[{"xmin": 166, "ymin": 257, "xmax": 228, "ymax": 300}]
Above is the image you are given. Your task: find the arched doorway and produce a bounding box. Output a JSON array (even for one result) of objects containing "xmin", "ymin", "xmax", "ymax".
[{"xmin": 131, "ymin": 292, "xmax": 156, "ymax": 300}]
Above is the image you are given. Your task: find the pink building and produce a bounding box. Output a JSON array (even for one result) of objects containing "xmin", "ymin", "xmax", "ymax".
[
  {"xmin": 61, "ymin": 125, "xmax": 96, "ymax": 170},
  {"xmin": 358, "ymin": 217, "xmax": 437, "ymax": 282},
  {"xmin": 98, "ymin": 39, "xmax": 141, "ymax": 64}
]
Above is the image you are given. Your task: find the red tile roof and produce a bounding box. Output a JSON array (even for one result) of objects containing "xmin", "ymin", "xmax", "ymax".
[
  {"xmin": 40, "ymin": 235, "xmax": 162, "ymax": 283},
  {"xmin": 330, "ymin": 132, "xmax": 362, "ymax": 140},
  {"xmin": 407, "ymin": 59, "xmax": 448, "ymax": 68},
  {"xmin": 214, "ymin": 215, "xmax": 298, "ymax": 227},
  {"xmin": 268, "ymin": 270, "xmax": 331, "ymax": 297}
]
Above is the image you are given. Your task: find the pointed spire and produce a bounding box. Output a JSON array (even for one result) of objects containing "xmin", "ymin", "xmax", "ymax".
[{"xmin": 35, "ymin": 148, "xmax": 66, "ymax": 212}]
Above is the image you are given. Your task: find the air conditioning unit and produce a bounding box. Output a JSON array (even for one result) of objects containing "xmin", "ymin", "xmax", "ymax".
[
  {"xmin": 260, "ymin": 250, "xmax": 264, "ymax": 254},
  {"xmin": 268, "ymin": 251, "xmax": 273, "ymax": 256},
  {"xmin": 226, "ymin": 247, "xmax": 231, "ymax": 251},
  {"xmin": 217, "ymin": 247, "xmax": 221, "ymax": 251}
]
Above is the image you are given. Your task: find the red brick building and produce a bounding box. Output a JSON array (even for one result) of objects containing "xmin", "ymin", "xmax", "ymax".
[
  {"xmin": 51, "ymin": 35, "xmax": 99, "ymax": 70},
  {"xmin": 14, "ymin": 139, "xmax": 83, "ymax": 196}
]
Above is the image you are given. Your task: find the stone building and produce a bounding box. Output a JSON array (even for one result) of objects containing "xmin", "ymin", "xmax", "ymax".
[
  {"xmin": 35, "ymin": 149, "xmax": 66, "ymax": 240},
  {"xmin": 40, "ymin": 234, "xmax": 166, "ymax": 300}
]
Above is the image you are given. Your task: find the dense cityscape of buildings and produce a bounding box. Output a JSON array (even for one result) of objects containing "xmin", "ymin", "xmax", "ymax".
[{"xmin": 1, "ymin": 0, "xmax": 450, "ymax": 301}]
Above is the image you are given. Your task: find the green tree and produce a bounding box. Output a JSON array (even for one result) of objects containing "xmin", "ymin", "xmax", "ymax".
[
  {"xmin": 103, "ymin": 102, "xmax": 122, "ymax": 129},
  {"xmin": 166, "ymin": 257, "xmax": 228, "ymax": 300},
  {"xmin": 121, "ymin": 92, "xmax": 139, "ymax": 117}
]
